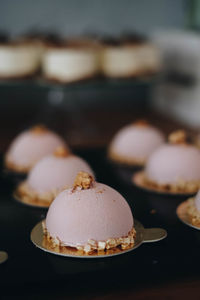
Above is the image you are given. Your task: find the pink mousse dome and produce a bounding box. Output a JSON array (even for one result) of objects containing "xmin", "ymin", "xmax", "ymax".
[
  {"xmin": 27, "ymin": 155, "xmax": 94, "ymax": 194},
  {"xmin": 6, "ymin": 128, "xmax": 67, "ymax": 170},
  {"xmin": 145, "ymin": 144, "xmax": 200, "ymax": 185},
  {"xmin": 110, "ymin": 123, "xmax": 164, "ymax": 161},
  {"xmin": 194, "ymin": 190, "xmax": 200, "ymax": 211},
  {"xmin": 46, "ymin": 182, "xmax": 134, "ymax": 246}
]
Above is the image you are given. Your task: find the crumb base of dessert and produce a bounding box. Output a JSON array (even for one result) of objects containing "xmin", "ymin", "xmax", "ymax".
[
  {"xmin": 108, "ymin": 148, "xmax": 145, "ymax": 167},
  {"xmin": 42, "ymin": 221, "xmax": 136, "ymax": 255},
  {"xmin": 133, "ymin": 171, "xmax": 200, "ymax": 194},
  {"xmin": 43, "ymin": 72, "xmax": 99, "ymax": 84},
  {"xmin": 15, "ymin": 181, "xmax": 56, "ymax": 207},
  {"xmin": 4, "ymin": 157, "xmax": 31, "ymax": 174},
  {"xmin": 187, "ymin": 198, "xmax": 200, "ymax": 227},
  {"xmin": 102, "ymin": 69, "xmax": 158, "ymax": 79},
  {"xmin": 0, "ymin": 70, "xmax": 39, "ymax": 80}
]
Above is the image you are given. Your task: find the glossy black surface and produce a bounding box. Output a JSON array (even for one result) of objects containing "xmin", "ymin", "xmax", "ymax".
[{"xmin": 0, "ymin": 148, "xmax": 199, "ymax": 297}]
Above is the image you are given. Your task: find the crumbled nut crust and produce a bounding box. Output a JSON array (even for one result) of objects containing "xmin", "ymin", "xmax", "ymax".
[
  {"xmin": 73, "ymin": 172, "xmax": 94, "ymax": 190},
  {"xmin": 42, "ymin": 220, "xmax": 136, "ymax": 254},
  {"xmin": 168, "ymin": 130, "xmax": 187, "ymax": 145},
  {"xmin": 187, "ymin": 198, "xmax": 200, "ymax": 227},
  {"xmin": 108, "ymin": 147, "xmax": 146, "ymax": 167},
  {"xmin": 4, "ymin": 155, "xmax": 32, "ymax": 173},
  {"xmin": 143, "ymin": 174, "xmax": 200, "ymax": 194},
  {"xmin": 15, "ymin": 181, "xmax": 67, "ymax": 207}
]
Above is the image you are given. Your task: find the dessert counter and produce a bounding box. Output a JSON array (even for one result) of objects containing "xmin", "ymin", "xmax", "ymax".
[{"xmin": 1, "ymin": 146, "xmax": 200, "ymax": 299}]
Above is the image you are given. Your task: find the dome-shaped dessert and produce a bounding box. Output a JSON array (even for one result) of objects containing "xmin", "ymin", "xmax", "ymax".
[
  {"xmin": 5, "ymin": 125, "xmax": 67, "ymax": 173},
  {"xmin": 109, "ymin": 120, "xmax": 164, "ymax": 166},
  {"xmin": 16, "ymin": 147, "xmax": 94, "ymax": 207},
  {"xmin": 142, "ymin": 130, "xmax": 200, "ymax": 193},
  {"xmin": 44, "ymin": 172, "xmax": 135, "ymax": 253}
]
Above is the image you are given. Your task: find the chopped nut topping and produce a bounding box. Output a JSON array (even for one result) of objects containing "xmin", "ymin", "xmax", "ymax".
[
  {"xmin": 143, "ymin": 173, "xmax": 200, "ymax": 194},
  {"xmin": 98, "ymin": 241, "xmax": 106, "ymax": 250},
  {"xmin": 43, "ymin": 223, "xmax": 136, "ymax": 254},
  {"xmin": 168, "ymin": 130, "xmax": 187, "ymax": 144},
  {"xmin": 54, "ymin": 146, "xmax": 70, "ymax": 157},
  {"xmin": 133, "ymin": 119, "xmax": 149, "ymax": 127},
  {"xmin": 31, "ymin": 124, "xmax": 48, "ymax": 135},
  {"xmin": 73, "ymin": 172, "xmax": 94, "ymax": 190}
]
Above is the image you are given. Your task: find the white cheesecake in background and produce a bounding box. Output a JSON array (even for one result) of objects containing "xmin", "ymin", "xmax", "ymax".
[
  {"xmin": 100, "ymin": 36, "xmax": 161, "ymax": 78},
  {"xmin": 0, "ymin": 37, "xmax": 42, "ymax": 79},
  {"xmin": 42, "ymin": 38, "xmax": 100, "ymax": 83}
]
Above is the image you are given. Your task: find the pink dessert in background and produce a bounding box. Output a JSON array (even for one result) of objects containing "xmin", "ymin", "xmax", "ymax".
[
  {"xmin": 145, "ymin": 143, "xmax": 200, "ymax": 185},
  {"xmin": 6, "ymin": 125, "xmax": 67, "ymax": 171},
  {"xmin": 110, "ymin": 121, "xmax": 164, "ymax": 163},
  {"xmin": 45, "ymin": 173, "xmax": 134, "ymax": 247},
  {"xmin": 27, "ymin": 154, "xmax": 94, "ymax": 194}
]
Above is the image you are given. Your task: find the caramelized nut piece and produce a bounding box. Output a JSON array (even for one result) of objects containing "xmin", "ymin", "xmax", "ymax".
[
  {"xmin": 73, "ymin": 172, "xmax": 94, "ymax": 190},
  {"xmin": 54, "ymin": 146, "xmax": 70, "ymax": 157},
  {"xmin": 133, "ymin": 119, "xmax": 149, "ymax": 127},
  {"xmin": 98, "ymin": 241, "xmax": 106, "ymax": 250},
  {"xmin": 169, "ymin": 130, "xmax": 187, "ymax": 144},
  {"xmin": 31, "ymin": 124, "xmax": 48, "ymax": 135}
]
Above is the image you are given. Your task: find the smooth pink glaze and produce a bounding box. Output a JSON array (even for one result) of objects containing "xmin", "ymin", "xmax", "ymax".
[
  {"xmin": 195, "ymin": 190, "xmax": 200, "ymax": 211},
  {"xmin": 145, "ymin": 144, "xmax": 200, "ymax": 184},
  {"xmin": 6, "ymin": 130, "xmax": 67, "ymax": 168},
  {"xmin": 27, "ymin": 155, "xmax": 94, "ymax": 193},
  {"xmin": 46, "ymin": 183, "xmax": 134, "ymax": 246},
  {"xmin": 110, "ymin": 125, "xmax": 164, "ymax": 160}
]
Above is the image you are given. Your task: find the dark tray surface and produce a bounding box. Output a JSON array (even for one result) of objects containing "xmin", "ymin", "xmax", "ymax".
[{"xmin": 0, "ymin": 148, "xmax": 199, "ymax": 297}]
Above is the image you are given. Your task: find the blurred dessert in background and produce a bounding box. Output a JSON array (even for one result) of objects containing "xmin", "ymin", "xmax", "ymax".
[
  {"xmin": 108, "ymin": 120, "xmax": 164, "ymax": 166},
  {"xmin": 100, "ymin": 34, "xmax": 160, "ymax": 78},
  {"xmin": 0, "ymin": 31, "xmax": 160, "ymax": 83},
  {"xmin": 42, "ymin": 38, "xmax": 100, "ymax": 83},
  {"xmin": 43, "ymin": 171, "xmax": 135, "ymax": 254},
  {"xmin": 16, "ymin": 146, "xmax": 94, "ymax": 207},
  {"xmin": 134, "ymin": 130, "xmax": 200, "ymax": 194},
  {"xmin": 5, "ymin": 125, "xmax": 67, "ymax": 173},
  {"xmin": 152, "ymin": 30, "xmax": 200, "ymax": 78},
  {"xmin": 0, "ymin": 35, "xmax": 42, "ymax": 79}
]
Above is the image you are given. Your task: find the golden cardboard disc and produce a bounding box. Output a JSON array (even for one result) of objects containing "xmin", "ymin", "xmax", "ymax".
[
  {"xmin": 176, "ymin": 201, "xmax": 200, "ymax": 230},
  {"xmin": 30, "ymin": 220, "xmax": 167, "ymax": 258},
  {"xmin": 0, "ymin": 251, "xmax": 8, "ymax": 264},
  {"xmin": 133, "ymin": 171, "xmax": 195, "ymax": 197}
]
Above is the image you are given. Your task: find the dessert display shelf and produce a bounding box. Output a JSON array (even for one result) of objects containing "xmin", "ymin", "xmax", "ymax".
[{"xmin": 0, "ymin": 74, "xmax": 160, "ymax": 91}]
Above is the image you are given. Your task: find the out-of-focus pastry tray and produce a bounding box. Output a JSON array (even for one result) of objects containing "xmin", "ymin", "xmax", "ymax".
[
  {"xmin": 0, "ymin": 75, "xmax": 160, "ymax": 90},
  {"xmin": 0, "ymin": 148, "xmax": 200, "ymax": 297}
]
